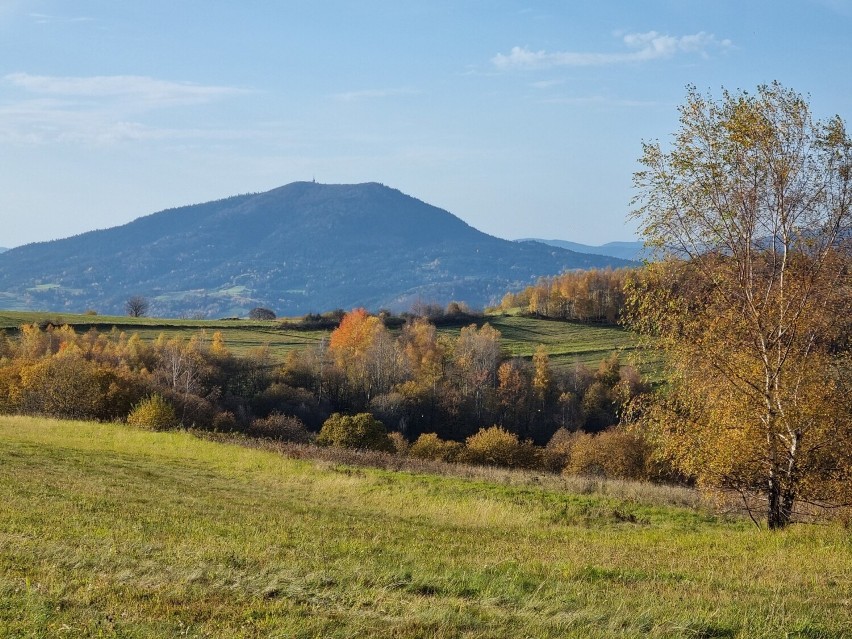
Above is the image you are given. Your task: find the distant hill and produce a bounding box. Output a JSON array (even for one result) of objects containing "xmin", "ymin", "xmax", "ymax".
[
  {"xmin": 0, "ymin": 247, "xmax": 7, "ymax": 253},
  {"xmin": 518, "ymin": 238, "xmax": 648, "ymax": 262},
  {"xmin": 0, "ymin": 182, "xmax": 634, "ymax": 317}
]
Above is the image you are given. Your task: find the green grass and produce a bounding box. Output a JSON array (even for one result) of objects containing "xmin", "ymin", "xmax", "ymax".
[
  {"xmin": 0, "ymin": 309, "xmax": 661, "ymax": 374},
  {"xmin": 1, "ymin": 416, "xmax": 849, "ymax": 638},
  {"xmin": 0, "ymin": 310, "xmax": 329, "ymax": 359},
  {"xmin": 484, "ymin": 314, "xmax": 662, "ymax": 375}
]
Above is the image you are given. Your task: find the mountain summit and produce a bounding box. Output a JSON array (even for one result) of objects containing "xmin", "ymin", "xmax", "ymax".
[{"xmin": 0, "ymin": 182, "xmax": 633, "ymax": 316}]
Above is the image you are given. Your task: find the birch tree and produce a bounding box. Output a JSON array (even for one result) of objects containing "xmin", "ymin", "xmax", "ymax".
[{"xmin": 629, "ymin": 83, "xmax": 852, "ymax": 528}]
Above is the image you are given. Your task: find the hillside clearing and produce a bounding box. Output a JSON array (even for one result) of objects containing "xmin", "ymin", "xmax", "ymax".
[{"xmin": 1, "ymin": 416, "xmax": 849, "ymax": 638}]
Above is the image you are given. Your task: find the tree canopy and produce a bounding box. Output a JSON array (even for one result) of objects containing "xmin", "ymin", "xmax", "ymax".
[{"xmin": 628, "ymin": 83, "xmax": 852, "ymax": 528}]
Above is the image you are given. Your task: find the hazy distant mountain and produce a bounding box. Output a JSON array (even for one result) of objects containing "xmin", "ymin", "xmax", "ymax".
[
  {"xmin": 518, "ymin": 238, "xmax": 648, "ymax": 262},
  {"xmin": 0, "ymin": 182, "xmax": 635, "ymax": 317},
  {"xmin": 0, "ymin": 247, "xmax": 7, "ymax": 254}
]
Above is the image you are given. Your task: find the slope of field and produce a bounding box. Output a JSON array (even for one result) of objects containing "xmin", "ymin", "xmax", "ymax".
[{"xmin": 1, "ymin": 416, "xmax": 849, "ymax": 638}]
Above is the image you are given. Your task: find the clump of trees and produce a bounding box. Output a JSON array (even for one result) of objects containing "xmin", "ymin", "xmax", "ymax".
[
  {"xmin": 248, "ymin": 307, "xmax": 276, "ymax": 320},
  {"xmin": 0, "ymin": 309, "xmax": 653, "ymax": 477},
  {"xmin": 500, "ymin": 268, "xmax": 632, "ymax": 324}
]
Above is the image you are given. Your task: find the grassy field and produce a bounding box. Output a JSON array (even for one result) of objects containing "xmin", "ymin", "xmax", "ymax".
[
  {"xmin": 1, "ymin": 416, "xmax": 849, "ymax": 638},
  {"xmin": 482, "ymin": 314, "xmax": 661, "ymax": 374},
  {"xmin": 0, "ymin": 310, "xmax": 329, "ymax": 360},
  {"xmin": 0, "ymin": 309, "xmax": 660, "ymax": 375}
]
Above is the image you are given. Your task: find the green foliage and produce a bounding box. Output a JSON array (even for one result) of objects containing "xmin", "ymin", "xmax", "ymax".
[
  {"xmin": 316, "ymin": 412, "xmax": 394, "ymax": 451},
  {"xmin": 126, "ymin": 394, "xmax": 178, "ymax": 431}
]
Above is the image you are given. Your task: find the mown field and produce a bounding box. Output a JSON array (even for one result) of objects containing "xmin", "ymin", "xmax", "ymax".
[
  {"xmin": 1, "ymin": 416, "xmax": 849, "ymax": 638},
  {"xmin": 0, "ymin": 310, "xmax": 661, "ymax": 375}
]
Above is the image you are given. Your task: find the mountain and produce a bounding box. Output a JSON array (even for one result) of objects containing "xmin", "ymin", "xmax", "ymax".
[
  {"xmin": 0, "ymin": 248, "xmax": 7, "ymax": 253},
  {"xmin": 518, "ymin": 238, "xmax": 648, "ymax": 262},
  {"xmin": 0, "ymin": 182, "xmax": 635, "ymax": 317}
]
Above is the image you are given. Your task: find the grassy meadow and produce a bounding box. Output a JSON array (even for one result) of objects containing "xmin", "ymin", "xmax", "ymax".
[
  {"xmin": 1, "ymin": 416, "xmax": 849, "ymax": 638},
  {"xmin": 0, "ymin": 309, "xmax": 660, "ymax": 375}
]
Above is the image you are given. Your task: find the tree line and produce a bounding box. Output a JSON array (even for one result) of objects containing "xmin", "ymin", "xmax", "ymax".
[
  {"xmin": 0, "ymin": 313, "xmax": 656, "ymax": 474},
  {"xmin": 499, "ymin": 268, "xmax": 631, "ymax": 324}
]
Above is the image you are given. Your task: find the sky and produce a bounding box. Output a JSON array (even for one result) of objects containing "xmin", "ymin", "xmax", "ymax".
[{"xmin": 2, "ymin": 0, "xmax": 851, "ymax": 248}]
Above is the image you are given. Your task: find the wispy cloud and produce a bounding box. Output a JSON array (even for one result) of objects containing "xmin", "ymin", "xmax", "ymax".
[
  {"xmin": 542, "ymin": 95, "xmax": 665, "ymax": 108},
  {"xmin": 0, "ymin": 73, "xmax": 254, "ymax": 144},
  {"xmin": 5, "ymin": 73, "xmax": 250, "ymax": 107},
  {"xmin": 531, "ymin": 79, "xmax": 564, "ymax": 89},
  {"xmin": 333, "ymin": 87, "xmax": 421, "ymax": 102},
  {"xmin": 493, "ymin": 31, "xmax": 732, "ymax": 70},
  {"xmin": 29, "ymin": 12, "xmax": 94, "ymax": 24}
]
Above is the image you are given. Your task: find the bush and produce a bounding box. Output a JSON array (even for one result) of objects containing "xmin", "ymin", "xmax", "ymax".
[
  {"xmin": 252, "ymin": 382, "xmax": 322, "ymax": 424},
  {"xmin": 127, "ymin": 394, "xmax": 178, "ymax": 430},
  {"xmin": 18, "ymin": 355, "xmax": 103, "ymax": 420},
  {"xmin": 409, "ymin": 433, "xmax": 462, "ymax": 462},
  {"xmin": 316, "ymin": 412, "xmax": 394, "ymax": 451},
  {"xmin": 249, "ymin": 412, "xmax": 313, "ymax": 443},
  {"xmin": 248, "ymin": 307, "xmax": 276, "ymax": 320},
  {"xmin": 212, "ymin": 411, "xmax": 238, "ymax": 432},
  {"xmin": 563, "ymin": 428, "xmax": 650, "ymax": 480},
  {"xmin": 540, "ymin": 427, "xmax": 578, "ymax": 472},
  {"xmin": 461, "ymin": 426, "xmax": 540, "ymax": 469},
  {"xmin": 387, "ymin": 431, "xmax": 409, "ymax": 455}
]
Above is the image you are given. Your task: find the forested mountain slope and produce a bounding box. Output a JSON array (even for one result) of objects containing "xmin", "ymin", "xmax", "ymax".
[{"xmin": 0, "ymin": 182, "xmax": 633, "ymax": 316}]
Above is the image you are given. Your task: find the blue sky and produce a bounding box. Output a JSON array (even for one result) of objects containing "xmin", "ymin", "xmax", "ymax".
[{"xmin": 2, "ymin": 0, "xmax": 851, "ymax": 248}]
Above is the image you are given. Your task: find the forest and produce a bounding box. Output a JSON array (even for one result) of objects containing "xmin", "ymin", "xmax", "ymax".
[{"xmin": 0, "ymin": 307, "xmax": 657, "ymax": 480}]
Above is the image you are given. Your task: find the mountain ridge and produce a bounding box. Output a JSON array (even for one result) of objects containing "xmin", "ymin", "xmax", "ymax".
[
  {"xmin": 0, "ymin": 182, "xmax": 635, "ymax": 316},
  {"xmin": 517, "ymin": 238, "xmax": 648, "ymax": 262}
]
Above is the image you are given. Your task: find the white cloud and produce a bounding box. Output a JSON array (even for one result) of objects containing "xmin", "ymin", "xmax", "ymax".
[
  {"xmin": 541, "ymin": 95, "xmax": 664, "ymax": 108},
  {"xmin": 5, "ymin": 73, "xmax": 250, "ymax": 107},
  {"xmin": 531, "ymin": 79, "xmax": 564, "ymax": 89},
  {"xmin": 28, "ymin": 12, "xmax": 94, "ymax": 24},
  {"xmin": 492, "ymin": 31, "xmax": 732, "ymax": 70},
  {"xmin": 333, "ymin": 87, "xmax": 421, "ymax": 102},
  {"xmin": 0, "ymin": 73, "xmax": 254, "ymax": 145}
]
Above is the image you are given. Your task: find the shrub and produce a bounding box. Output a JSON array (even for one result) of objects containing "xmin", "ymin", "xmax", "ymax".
[
  {"xmin": 249, "ymin": 412, "xmax": 313, "ymax": 443},
  {"xmin": 461, "ymin": 426, "xmax": 540, "ymax": 469},
  {"xmin": 212, "ymin": 411, "xmax": 238, "ymax": 432},
  {"xmin": 127, "ymin": 394, "xmax": 179, "ymax": 431},
  {"xmin": 316, "ymin": 412, "xmax": 394, "ymax": 451},
  {"xmin": 387, "ymin": 431, "xmax": 409, "ymax": 455},
  {"xmin": 17, "ymin": 355, "xmax": 103, "ymax": 420},
  {"xmin": 252, "ymin": 382, "xmax": 321, "ymax": 424},
  {"xmin": 409, "ymin": 433, "xmax": 462, "ymax": 462},
  {"xmin": 563, "ymin": 428, "xmax": 650, "ymax": 480},
  {"xmin": 540, "ymin": 427, "xmax": 578, "ymax": 472},
  {"xmin": 248, "ymin": 307, "xmax": 276, "ymax": 320}
]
